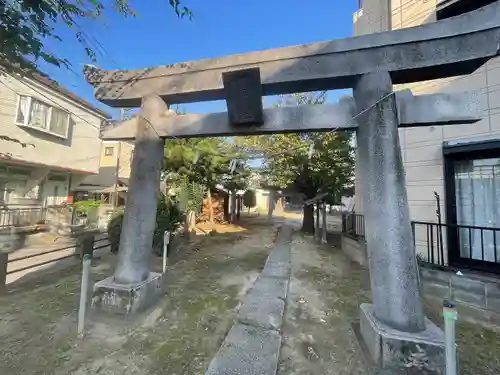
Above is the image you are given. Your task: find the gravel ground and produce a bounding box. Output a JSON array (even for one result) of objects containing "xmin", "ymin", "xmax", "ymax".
[
  {"xmin": 0, "ymin": 217, "xmax": 276, "ymax": 375},
  {"xmin": 278, "ymin": 231, "xmax": 373, "ymax": 375},
  {"xmin": 278, "ymin": 230, "xmax": 500, "ymax": 375}
]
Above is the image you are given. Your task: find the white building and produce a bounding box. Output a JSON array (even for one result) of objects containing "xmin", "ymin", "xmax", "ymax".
[
  {"xmin": 0, "ymin": 70, "xmax": 109, "ymax": 208},
  {"xmin": 354, "ymin": 0, "xmax": 500, "ymax": 273}
]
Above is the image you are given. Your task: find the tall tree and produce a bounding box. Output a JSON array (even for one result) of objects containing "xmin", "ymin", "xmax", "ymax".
[
  {"xmin": 163, "ymin": 137, "xmax": 237, "ymax": 224},
  {"xmin": 237, "ymin": 92, "xmax": 354, "ymax": 233},
  {"xmin": 0, "ymin": 0, "xmax": 192, "ymax": 72}
]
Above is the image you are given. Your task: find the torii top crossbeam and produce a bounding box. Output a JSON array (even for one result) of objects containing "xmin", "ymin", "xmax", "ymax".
[{"xmin": 84, "ymin": 2, "xmax": 500, "ymax": 108}]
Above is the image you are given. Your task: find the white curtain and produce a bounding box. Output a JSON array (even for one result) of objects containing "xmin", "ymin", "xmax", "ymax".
[
  {"xmin": 30, "ymin": 99, "xmax": 49, "ymax": 129},
  {"xmin": 50, "ymin": 108, "xmax": 68, "ymax": 136},
  {"xmin": 455, "ymin": 158, "xmax": 500, "ymax": 262},
  {"xmin": 16, "ymin": 96, "xmax": 30, "ymax": 123}
]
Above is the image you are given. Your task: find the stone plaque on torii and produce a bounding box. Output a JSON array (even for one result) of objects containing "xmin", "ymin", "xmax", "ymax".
[{"xmin": 85, "ymin": 3, "xmax": 500, "ymax": 372}]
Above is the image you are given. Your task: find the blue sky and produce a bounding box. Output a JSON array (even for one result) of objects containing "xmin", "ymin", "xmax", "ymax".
[{"xmin": 41, "ymin": 0, "xmax": 358, "ymax": 118}]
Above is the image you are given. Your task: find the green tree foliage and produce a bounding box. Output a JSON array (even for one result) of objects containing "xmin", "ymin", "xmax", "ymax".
[
  {"xmin": 177, "ymin": 176, "xmax": 205, "ymax": 214},
  {"xmin": 0, "ymin": 0, "xmax": 192, "ymax": 72},
  {"xmin": 237, "ymin": 92, "xmax": 354, "ymax": 233},
  {"xmin": 164, "ymin": 138, "xmax": 231, "ymax": 188},
  {"xmin": 218, "ymin": 161, "xmax": 250, "ymax": 193},
  {"xmin": 243, "ymin": 189, "xmax": 257, "ymax": 211},
  {"xmin": 163, "ymin": 137, "xmax": 249, "ymax": 223}
]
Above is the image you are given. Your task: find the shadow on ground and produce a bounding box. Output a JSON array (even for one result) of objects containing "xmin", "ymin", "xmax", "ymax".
[{"xmin": 0, "ymin": 216, "xmax": 276, "ymax": 375}]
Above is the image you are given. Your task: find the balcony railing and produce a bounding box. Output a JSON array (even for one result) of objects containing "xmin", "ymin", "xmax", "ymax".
[{"xmin": 0, "ymin": 207, "xmax": 47, "ymax": 228}]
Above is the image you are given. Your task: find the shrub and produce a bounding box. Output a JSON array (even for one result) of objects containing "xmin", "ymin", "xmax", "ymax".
[
  {"xmin": 107, "ymin": 195, "xmax": 183, "ymax": 255},
  {"xmin": 72, "ymin": 200, "xmax": 101, "ymax": 213},
  {"xmin": 107, "ymin": 210, "xmax": 124, "ymax": 254}
]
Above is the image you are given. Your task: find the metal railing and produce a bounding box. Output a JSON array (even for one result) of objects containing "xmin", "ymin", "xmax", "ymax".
[
  {"xmin": 341, "ymin": 214, "xmax": 500, "ymax": 271},
  {"xmin": 412, "ymin": 221, "xmax": 500, "ymax": 268},
  {"xmin": 0, "ymin": 207, "xmax": 47, "ymax": 228},
  {"xmin": 2, "ymin": 235, "xmax": 109, "ymax": 282},
  {"xmin": 342, "ymin": 213, "xmax": 365, "ymax": 239},
  {"xmin": 412, "ymin": 221, "xmax": 447, "ymax": 267}
]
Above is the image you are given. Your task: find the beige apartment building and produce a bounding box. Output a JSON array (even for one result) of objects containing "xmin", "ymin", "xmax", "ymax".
[
  {"xmin": 354, "ymin": 0, "xmax": 500, "ymax": 273},
  {"xmin": 0, "ymin": 70, "xmax": 109, "ymax": 208},
  {"xmin": 74, "ymin": 140, "xmax": 134, "ymax": 204}
]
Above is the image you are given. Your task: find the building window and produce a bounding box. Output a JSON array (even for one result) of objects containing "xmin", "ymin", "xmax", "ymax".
[
  {"xmin": 15, "ymin": 95, "xmax": 70, "ymax": 138},
  {"xmin": 105, "ymin": 147, "xmax": 114, "ymax": 156},
  {"xmin": 454, "ymin": 158, "xmax": 500, "ymax": 262},
  {"xmin": 444, "ymin": 140, "xmax": 500, "ymax": 273}
]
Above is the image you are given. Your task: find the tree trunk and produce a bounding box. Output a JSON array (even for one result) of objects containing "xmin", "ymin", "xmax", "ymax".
[
  {"xmin": 207, "ymin": 188, "xmax": 214, "ymax": 225},
  {"xmin": 315, "ymin": 203, "xmax": 321, "ymax": 239},
  {"xmin": 302, "ymin": 204, "xmax": 315, "ymax": 234},
  {"xmin": 230, "ymin": 190, "xmax": 236, "ymax": 223}
]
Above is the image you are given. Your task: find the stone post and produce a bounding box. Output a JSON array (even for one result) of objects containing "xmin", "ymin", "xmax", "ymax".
[
  {"xmin": 315, "ymin": 202, "xmax": 321, "ymax": 240},
  {"xmin": 321, "ymin": 204, "xmax": 327, "ymax": 244},
  {"xmin": 0, "ymin": 252, "xmax": 8, "ymax": 293},
  {"xmin": 354, "ymin": 72, "xmax": 425, "ymax": 333},
  {"xmin": 236, "ymin": 196, "xmax": 241, "ymax": 220},
  {"xmin": 113, "ymin": 95, "xmax": 166, "ymax": 285},
  {"xmin": 267, "ymin": 190, "xmax": 275, "ymax": 221}
]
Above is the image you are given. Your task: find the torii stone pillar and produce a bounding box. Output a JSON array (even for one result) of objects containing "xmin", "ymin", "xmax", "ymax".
[
  {"xmin": 354, "ymin": 72, "xmax": 444, "ymax": 370},
  {"xmin": 92, "ymin": 94, "xmax": 167, "ymax": 314},
  {"xmin": 354, "ymin": 72, "xmax": 424, "ymax": 332}
]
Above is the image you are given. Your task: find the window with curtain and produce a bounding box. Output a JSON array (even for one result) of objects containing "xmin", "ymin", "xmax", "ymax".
[
  {"xmin": 50, "ymin": 107, "xmax": 69, "ymax": 136},
  {"xmin": 16, "ymin": 96, "xmax": 30, "ymax": 124},
  {"xmin": 30, "ymin": 99, "xmax": 50, "ymax": 130},
  {"xmin": 455, "ymin": 158, "xmax": 500, "ymax": 263},
  {"xmin": 15, "ymin": 95, "xmax": 70, "ymax": 138}
]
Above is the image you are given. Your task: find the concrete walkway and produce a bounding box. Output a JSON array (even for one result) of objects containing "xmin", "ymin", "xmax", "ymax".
[{"xmin": 205, "ymin": 225, "xmax": 292, "ymax": 375}]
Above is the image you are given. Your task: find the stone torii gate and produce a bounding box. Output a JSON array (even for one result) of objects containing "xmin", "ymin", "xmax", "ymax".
[{"xmin": 86, "ymin": 3, "xmax": 500, "ymax": 371}]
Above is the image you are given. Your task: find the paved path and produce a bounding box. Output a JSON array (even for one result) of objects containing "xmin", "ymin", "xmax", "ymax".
[{"xmin": 205, "ymin": 225, "xmax": 292, "ymax": 375}]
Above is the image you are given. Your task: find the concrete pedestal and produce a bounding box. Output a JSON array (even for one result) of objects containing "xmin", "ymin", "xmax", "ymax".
[
  {"xmin": 360, "ymin": 304, "xmax": 445, "ymax": 374},
  {"xmin": 91, "ymin": 272, "xmax": 164, "ymax": 314}
]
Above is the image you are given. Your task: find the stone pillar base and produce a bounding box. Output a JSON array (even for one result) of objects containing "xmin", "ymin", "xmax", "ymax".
[
  {"xmin": 359, "ymin": 303, "xmax": 445, "ymax": 374},
  {"xmin": 92, "ymin": 272, "xmax": 164, "ymax": 314}
]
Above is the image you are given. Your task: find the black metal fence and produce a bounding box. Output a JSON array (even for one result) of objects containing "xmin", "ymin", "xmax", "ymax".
[
  {"xmin": 342, "ymin": 213, "xmax": 365, "ymax": 239},
  {"xmin": 411, "ymin": 221, "xmax": 447, "ymax": 266},
  {"xmin": 342, "ymin": 213, "xmax": 500, "ymax": 272},
  {"xmin": 0, "ymin": 207, "xmax": 47, "ymax": 228},
  {"xmin": 413, "ymin": 221, "xmax": 500, "ymax": 269}
]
